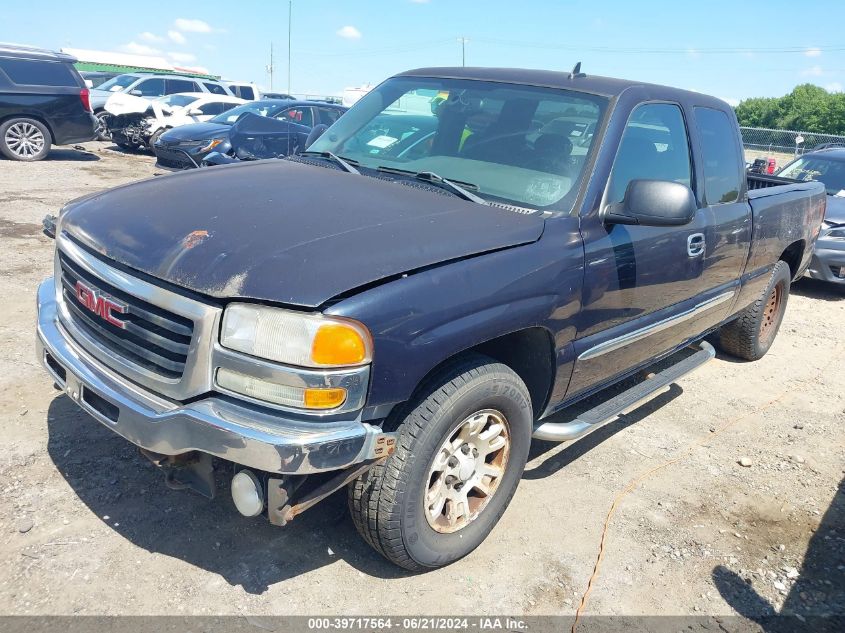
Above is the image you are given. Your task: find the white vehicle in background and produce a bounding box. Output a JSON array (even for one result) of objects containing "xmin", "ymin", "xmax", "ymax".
[
  {"xmin": 224, "ymin": 81, "xmax": 261, "ymax": 101},
  {"xmin": 104, "ymin": 92, "xmax": 245, "ymax": 151}
]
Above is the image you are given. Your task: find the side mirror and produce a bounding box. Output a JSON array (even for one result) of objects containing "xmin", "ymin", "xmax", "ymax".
[
  {"xmin": 604, "ymin": 179, "xmax": 697, "ymax": 227},
  {"xmin": 304, "ymin": 124, "xmax": 328, "ymax": 149},
  {"xmin": 187, "ymin": 108, "xmax": 203, "ymax": 116},
  {"xmin": 129, "ymin": 89, "xmax": 143, "ymax": 97}
]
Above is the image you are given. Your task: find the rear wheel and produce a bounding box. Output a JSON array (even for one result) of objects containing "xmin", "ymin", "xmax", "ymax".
[
  {"xmin": 348, "ymin": 354, "xmax": 532, "ymax": 570},
  {"xmin": 718, "ymin": 260, "xmax": 791, "ymax": 361},
  {"xmin": 0, "ymin": 118, "xmax": 51, "ymax": 161}
]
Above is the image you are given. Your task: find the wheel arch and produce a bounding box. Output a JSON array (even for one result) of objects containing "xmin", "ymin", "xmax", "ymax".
[
  {"xmin": 393, "ymin": 327, "xmax": 556, "ymax": 424},
  {"xmin": 779, "ymin": 239, "xmax": 806, "ymax": 281}
]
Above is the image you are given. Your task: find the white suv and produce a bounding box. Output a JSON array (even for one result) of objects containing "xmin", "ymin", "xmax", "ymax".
[{"xmin": 90, "ymin": 73, "xmax": 233, "ymax": 139}]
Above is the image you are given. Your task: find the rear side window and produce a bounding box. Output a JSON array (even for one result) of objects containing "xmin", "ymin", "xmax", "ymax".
[
  {"xmin": 229, "ymin": 85, "xmax": 254, "ymax": 100},
  {"xmin": 277, "ymin": 107, "xmax": 313, "ymax": 127},
  {"xmin": 196, "ymin": 102, "xmax": 230, "ymax": 116},
  {"xmin": 695, "ymin": 107, "xmax": 742, "ymax": 204},
  {"xmin": 203, "ymin": 82, "xmax": 227, "ymax": 95},
  {"xmin": 606, "ymin": 103, "xmax": 692, "ymax": 204},
  {"xmin": 167, "ymin": 78, "xmax": 199, "ymax": 94},
  {"xmin": 0, "ymin": 58, "xmax": 78, "ymax": 87}
]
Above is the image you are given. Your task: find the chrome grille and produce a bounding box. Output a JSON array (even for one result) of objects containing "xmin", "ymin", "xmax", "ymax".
[{"xmin": 58, "ymin": 250, "xmax": 194, "ymax": 379}]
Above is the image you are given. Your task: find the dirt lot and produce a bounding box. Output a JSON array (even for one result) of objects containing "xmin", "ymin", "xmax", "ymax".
[{"xmin": 0, "ymin": 143, "xmax": 842, "ymax": 618}]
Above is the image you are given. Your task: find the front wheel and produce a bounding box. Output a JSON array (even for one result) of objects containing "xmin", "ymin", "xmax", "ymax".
[
  {"xmin": 349, "ymin": 354, "xmax": 532, "ymax": 570},
  {"xmin": 718, "ymin": 260, "xmax": 791, "ymax": 361},
  {"xmin": 94, "ymin": 111, "xmax": 111, "ymax": 141}
]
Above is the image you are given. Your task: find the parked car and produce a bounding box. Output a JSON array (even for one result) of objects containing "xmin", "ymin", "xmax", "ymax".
[
  {"xmin": 777, "ymin": 147, "xmax": 845, "ymax": 286},
  {"xmin": 105, "ymin": 92, "xmax": 245, "ymax": 151},
  {"xmin": 36, "ymin": 67, "xmax": 825, "ymax": 570},
  {"xmin": 152, "ymin": 99, "xmax": 346, "ymax": 170},
  {"xmin": 224, "ymin": 81, "xmax": 261, "ymax": 101},
  {"xmin": 200, "ymin": 112, "xmax": 313, "ymax": 166},
  {"xmin": 90, "ymin": 72, "xmax": 233, "ymax": 140},
  {"xmin": 0, "ymin": 43, "xmax": 95, "ymax": 161},
  {"xmin": 261, "ymin": 92, "xmax": 295, "ymax": 100},
  {"xmin": 79, "ymin": 70, "xmax": 120, "ymax": 89}
]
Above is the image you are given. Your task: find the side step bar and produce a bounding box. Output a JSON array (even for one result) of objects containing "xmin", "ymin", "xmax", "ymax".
[{"xmin": 532, "ymin": 341, "xmax": 715, "ymax": 442}]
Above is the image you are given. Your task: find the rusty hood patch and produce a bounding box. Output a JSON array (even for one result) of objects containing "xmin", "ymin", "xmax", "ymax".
[{"xmin": 59, "ymin": 160, "xmax": 545, "ymax": 308}]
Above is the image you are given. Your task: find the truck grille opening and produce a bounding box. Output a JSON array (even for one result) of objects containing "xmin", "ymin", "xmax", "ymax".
[
  {"xmin": 58, "ymin": 251, "xmax": 194, "ymax": 380},
  {"xmin": 81, "ymin": 387, "xmax": 120, "ymax": 422}
]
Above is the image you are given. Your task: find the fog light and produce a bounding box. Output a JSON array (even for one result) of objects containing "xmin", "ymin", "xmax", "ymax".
[
  {"xmin": 231, "ymin": 470, "xmax": 264, "ymax": 517},
  {"xmin": 216, "ymin": 367, "xmax": 347, "ymax": 410}
]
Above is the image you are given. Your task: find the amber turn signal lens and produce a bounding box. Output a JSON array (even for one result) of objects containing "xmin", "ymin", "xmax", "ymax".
[
  {"xmin": 311, "ymin": 324, "xmax": 368, "ymax": 366},
  {"xmin": 303, "ymin": 387, "xmax": 347, "ymax": 409}
]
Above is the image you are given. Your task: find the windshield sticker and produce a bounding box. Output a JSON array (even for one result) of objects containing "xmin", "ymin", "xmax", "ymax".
[{"xmin": 366, "ymin": 135, "xmax": 398, "ymax": 149}]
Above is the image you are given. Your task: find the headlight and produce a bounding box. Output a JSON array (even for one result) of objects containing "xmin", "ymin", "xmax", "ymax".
[
  {"xmin": 220, "ymin": 303, "xmax": 372, "ymax": 368},
  {"xmin": 198, "ymin": 138, "xmax": 225, "ymax": 153}
]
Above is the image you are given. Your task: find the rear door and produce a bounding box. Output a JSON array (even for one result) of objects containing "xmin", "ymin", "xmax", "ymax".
[
  {"xmin": 569, "ymin": 102, "xmax": 714, "ymax": 395},
  {"xmin": 690, "ymin": 106, "xmax": 752, "ymax": 305},
  {"xmin": 166, "ymin": 78, "xmax": 200, "ymax": 95}
]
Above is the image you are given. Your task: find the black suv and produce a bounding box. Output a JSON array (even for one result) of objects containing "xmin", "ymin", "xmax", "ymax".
[{"xmin": 0, "ymin": 44, "xmax": 95, "ymax": 161}]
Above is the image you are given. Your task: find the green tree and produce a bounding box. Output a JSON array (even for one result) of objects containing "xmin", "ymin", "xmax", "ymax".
[{"xmin": 735, "ymin": 84, "xmax": 845, "ymax": 135}]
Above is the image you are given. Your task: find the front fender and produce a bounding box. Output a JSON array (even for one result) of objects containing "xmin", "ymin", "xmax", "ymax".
[{"xmin": 326, "ymin": 217, "xmax": 584, "ymax": 417}]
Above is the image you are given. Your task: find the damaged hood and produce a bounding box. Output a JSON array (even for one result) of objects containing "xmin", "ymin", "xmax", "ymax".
[
  {"xmin": 104, "ymin": 93, "xmax": 172, "ymax": 119},
  {"xmin": 59, "ymin": 160, "xmax": 546, "ymax": 307}
]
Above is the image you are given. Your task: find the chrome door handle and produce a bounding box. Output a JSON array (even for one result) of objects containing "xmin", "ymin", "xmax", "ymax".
[{"xmin": 687, "ymin": 233, "xmax": 705, "ymax": 257}]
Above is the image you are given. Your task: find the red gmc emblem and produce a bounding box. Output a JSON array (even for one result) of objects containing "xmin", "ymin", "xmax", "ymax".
[{"xmin": 74, "ymin": 280, "xmax": 128, "ymax": 329}]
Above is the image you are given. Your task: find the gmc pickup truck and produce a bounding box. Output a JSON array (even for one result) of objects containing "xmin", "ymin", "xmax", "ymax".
[{"xmin": 36, "ymin": 67, "xmax": 826, "ymax": 570}]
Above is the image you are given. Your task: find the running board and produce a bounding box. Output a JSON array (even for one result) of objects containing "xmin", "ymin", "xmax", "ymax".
[{"xmin": 532, "ymin": 341, "xmax": 715, "ymax": 442}]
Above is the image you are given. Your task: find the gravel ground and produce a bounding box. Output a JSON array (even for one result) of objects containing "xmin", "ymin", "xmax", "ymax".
[{"xmin": 0, "ymin": 143, "xmax": 842, "ymax": 618}]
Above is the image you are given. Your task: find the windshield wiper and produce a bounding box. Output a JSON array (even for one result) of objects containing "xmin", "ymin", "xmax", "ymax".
[
  {"xmin": 300, "ymin": 151, "xmax": 360, "ymax": 175},
  {"xmin": 376, "ymin": 166, "xmax": 489, "ymax": 205}
]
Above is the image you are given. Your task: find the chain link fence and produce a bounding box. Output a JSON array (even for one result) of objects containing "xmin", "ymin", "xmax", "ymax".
[{"xmin": 740, "ymin": 126, "xmax": 845, "ymax": 167}]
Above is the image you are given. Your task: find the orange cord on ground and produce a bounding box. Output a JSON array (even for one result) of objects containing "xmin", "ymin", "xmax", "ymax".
[{"xmin": 570, "ymin": 350, "xmax": 843, "ymax": 633}]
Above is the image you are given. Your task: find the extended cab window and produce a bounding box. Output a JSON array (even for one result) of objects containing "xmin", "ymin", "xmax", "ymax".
[
  {"xmin": 695, "ymin": 107, "xmax": 742, "ymax": 204},
  {"xmin": 0, "ymin": 58, "xmax": 78, "ymax": 87},
  {"xmin": 606, "ymin": 103, "xmax": 692, "ymax": 204}
]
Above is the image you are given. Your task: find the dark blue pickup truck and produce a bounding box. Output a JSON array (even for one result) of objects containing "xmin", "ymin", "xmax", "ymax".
[{"xmin": 36, "ymin": 67, "xmax": 826, "ymax": 570}]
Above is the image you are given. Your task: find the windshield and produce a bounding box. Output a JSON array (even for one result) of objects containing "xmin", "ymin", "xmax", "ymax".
[
  {"xmin": 210, "ymin": 100, "xmax": 291, "ymax": 124},
  {"xmin": 97, "ymin": 74, "xmax": 139, "ymax": 92},
  {"xmin": 156, "ymin": 94, "xmax": 200, "ymax": 108},
  {"xmin": 307, "ymin": 76, "xmax": 608, "ymax": 209},
  {"xmin": 778, "ymin": 155, "xmax": 845, "ymax": 195}
]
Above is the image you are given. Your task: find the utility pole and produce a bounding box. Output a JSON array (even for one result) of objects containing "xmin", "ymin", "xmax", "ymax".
[
  {"xmin": 287, "ymin": 0, "xmax": 292, "ymax": 94},
  {"xmin": 457, "ymin": 37, "xmax": 468, "ymax": 67},
  {"xmin": 267, "ymin": 42, "xmax": 274, "ymax": 91}
]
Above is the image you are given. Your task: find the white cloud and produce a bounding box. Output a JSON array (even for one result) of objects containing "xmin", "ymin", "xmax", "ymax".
[
  {"xmin": 804, "ymin": 47, "xmax": 822, "ymax": 58},
  {"xmin": 802, "ymin": 65, "xmax": 824, "ymax": 77},
  {"xmin": 120, "ymin": 41, "xmax": 161, "ymax": 56},
  {"xmin": 826, "ymin": 82, "xmax": 843, "ymax": 93},
  {"xmin": 139, "ymin": 32, "xmax": 163, "ymax": 43},
  {"xmin": 336, "ymin": 25, "xmax": 362, "ymax": 39},
  {"xmin": 168, "ymin": 30, "xmax": 187, "ymax": 45},
  {"xmin": 174, "ymin": 18, "xmax": 213, "ymax": 33},
  {"xmin": 168, "ymin": 51, "xmax": 196, "ymax": 63}
]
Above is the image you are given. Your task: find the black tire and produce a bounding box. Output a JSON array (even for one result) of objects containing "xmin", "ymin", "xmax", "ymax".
[
  {"xmin": 147, "ymin": 127, "xmax": 167, "ymax": 152},
  {"xmin": 0, "ymin": 118, "xmax": 51, "ymax": 161},
  {"xmin": 348, "ymin": 353, "xmax": 532, "ymax": 570},
  {"xmin": 94, "ymin": 111, "xmax": 111, "ymax": 141},
  {"xmin": 718, "ymin": 260, "xmax": 791, "ymax": 361}
]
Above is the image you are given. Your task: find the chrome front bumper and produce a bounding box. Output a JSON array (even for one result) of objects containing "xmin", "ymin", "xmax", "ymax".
[{"xmin": 36, "ymin": 277, "xmax": 390, "ymax": 475}]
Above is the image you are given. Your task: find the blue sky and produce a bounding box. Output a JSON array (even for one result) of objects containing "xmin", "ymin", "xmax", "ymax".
[{"xmin": 4, "ymin": 0, "xmax": 845, "ymax": 102}]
